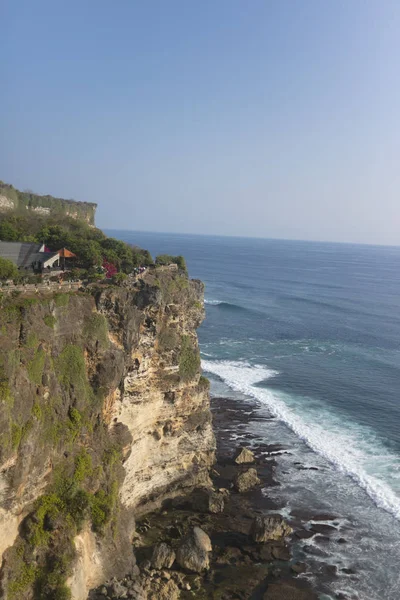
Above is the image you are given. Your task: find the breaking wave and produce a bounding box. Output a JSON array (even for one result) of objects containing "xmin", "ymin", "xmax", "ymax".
[{"xmin": 202, "ymin": 359, "xmax": 400, "ymax": 521}]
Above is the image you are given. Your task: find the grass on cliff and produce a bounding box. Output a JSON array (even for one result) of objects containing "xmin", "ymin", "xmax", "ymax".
[
  {"xmin": 179, "ymin": 335, "xmax": 200, "ymax": 381},
  {"xmin": 9, "ymin": 444, "xmax": 121, "ymax": 600},
  {"xmin": 83, "ymin": 313, "xmax": 109, "ymax": 350},
  {"xmin": 56, "ymin": 345, "xmax": 94, "ymax": 406}
]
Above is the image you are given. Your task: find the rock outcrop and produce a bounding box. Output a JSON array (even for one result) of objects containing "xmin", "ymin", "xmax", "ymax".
[
  {"xmin": 151, "ymin": 543, "xmax": 176, "ymax": 569},
  {"xmin": 234, "ymin": 447, "xmax": 255, "ymax": 464},
  {"xmin": 234, "ymin": 468, "xmax": 260, "ymax": 492},
  {"xmin": 176, "ymin": 527, "xmax": 212, "ymax": 573},
  {"xmin": 250, "ymin": 515, "xmax": 293, "ymax": 543},
  {"xmin": 0, "ymin": 267, "xmax": 215, "ymax": 599}
]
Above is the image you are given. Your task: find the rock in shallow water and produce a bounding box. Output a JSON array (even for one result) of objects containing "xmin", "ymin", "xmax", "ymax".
[
  {"xmin": 176, "ymin": 526, "xmax": 212, "ymax": 572},
  {"xmin": 234, "ymin": 447, "xmax": 255, "ymax": 464},
  {"xmin": 234, "ymin": 468, "xmax": 260, "ymax": 492},
  {"xmin": 250, "ymin": 515, "xmax": 293, "ymax": 543}
]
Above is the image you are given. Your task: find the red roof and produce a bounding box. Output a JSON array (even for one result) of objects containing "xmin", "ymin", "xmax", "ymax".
[{"xmin": 57, "ymin": 248, "xmax": 77, "ymax": 258}]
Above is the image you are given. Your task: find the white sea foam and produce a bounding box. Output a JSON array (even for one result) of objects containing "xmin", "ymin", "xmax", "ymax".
[
  {"xmin": 204, "ymin": 299, "xmax": 223, "ymax": 305},
  {"xmin": 202, "ymin": 359, "xmax": 400, "ymax": 521}
]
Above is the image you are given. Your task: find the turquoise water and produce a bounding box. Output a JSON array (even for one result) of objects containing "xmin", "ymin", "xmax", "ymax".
[{"xmin": 110, "ymin": 231, "xmax": 400, "ymax": 599}]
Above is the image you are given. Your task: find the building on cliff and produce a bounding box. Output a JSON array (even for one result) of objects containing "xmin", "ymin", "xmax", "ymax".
[{"xmin": 0, "ymin": 241, "xmax": 60, "ymax": 271}]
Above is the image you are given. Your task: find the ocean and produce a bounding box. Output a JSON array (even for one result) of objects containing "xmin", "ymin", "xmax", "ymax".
[{"xmin": 109, "ymin": 231, "xmax": 400, "ymax": 600}]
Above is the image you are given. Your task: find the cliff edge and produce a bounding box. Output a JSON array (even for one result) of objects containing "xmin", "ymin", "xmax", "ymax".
[
  {"xmin": 0, "ymin": 182, "xmax": 97, "ymax": 226},
  {"xmin": 0, "ymin": 267, "xmax": 215, "ymax": 599}
]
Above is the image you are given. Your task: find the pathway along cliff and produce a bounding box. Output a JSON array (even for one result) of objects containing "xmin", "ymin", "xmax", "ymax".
[{"xmin": 0, "ymin": 267, "xmax": 318, "ymax": 600}]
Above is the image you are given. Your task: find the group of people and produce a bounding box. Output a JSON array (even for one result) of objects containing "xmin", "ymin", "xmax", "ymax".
[{"xmin": 132, "ymin": 265, "xmax": 147, "ymax": 276}]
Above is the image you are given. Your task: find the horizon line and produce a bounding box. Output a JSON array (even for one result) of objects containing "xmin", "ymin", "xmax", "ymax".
[{"xmin": 101, "ymin": 227, "xmax": 400, "ymax": 251}]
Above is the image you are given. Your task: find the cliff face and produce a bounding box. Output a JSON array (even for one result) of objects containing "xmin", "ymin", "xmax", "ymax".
[
  {"xmin": 0, "ymin": 182, "xmax": 97, "ymax": 225},
  {"xmin": 0, "ymin": 268, "xmax": 214, "ymax": 599}
]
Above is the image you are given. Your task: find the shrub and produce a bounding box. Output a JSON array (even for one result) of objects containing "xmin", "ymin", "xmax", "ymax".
[
  {"xmin": 155, "ymin": 254, "xmax": 187, "ymax": 273},
  {"xmin": 199, "ymin": 375, "xmax": 210, "ymax": 390},
  {"xmin": 112, "ymin": 272, "xmax": 127, "ymax": 285},
  {"xmin": 0, "ymin": 257, "xmax": 19, "ymax": 281},
  {"xmin": 73, "ymin": 450, "xmax": 93, "ymax": 483},
  {"xmin": 44, "ymin": 315, "xmax": 56, "ymax": 328},
  {"xmin": 90, "ymin": 482, "xmax": 118, "ymax": 533}
]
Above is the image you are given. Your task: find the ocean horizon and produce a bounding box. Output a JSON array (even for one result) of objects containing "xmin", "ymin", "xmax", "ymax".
[{"xmin": 110, "ymin": 229, "xmax": 400, "ymax": 599}]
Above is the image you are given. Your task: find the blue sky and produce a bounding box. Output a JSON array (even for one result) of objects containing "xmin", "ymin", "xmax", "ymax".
[{"xmin": 1, "ymin": 1, "xmax": 400, "ymax": 244}]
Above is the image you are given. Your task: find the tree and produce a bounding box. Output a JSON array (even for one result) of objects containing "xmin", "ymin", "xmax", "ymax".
[
  {"xmin": 0, "ymin": 221, "xmax": 19, "ymax": 241},
  {"xmin": 0, "ymin": 257, "xmax": 19, "ymax": 280},
  {"xmin": 155, "ymin": 254, "xmax": 187, "ymax": 273}
]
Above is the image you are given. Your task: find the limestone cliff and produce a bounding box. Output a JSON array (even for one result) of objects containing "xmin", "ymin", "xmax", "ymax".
[
  {"xmin": 0, "ymin": 182, "xmax": 97, "ymax": 225},
  {"xmin": 0, "ymin": 267, "xmax": 215, "ymax": 599}
]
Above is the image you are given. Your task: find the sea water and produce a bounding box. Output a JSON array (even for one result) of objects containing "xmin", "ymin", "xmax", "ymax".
[{"xmin": 109, "ymin": 231, "xmax": 400, "ymax": 600}]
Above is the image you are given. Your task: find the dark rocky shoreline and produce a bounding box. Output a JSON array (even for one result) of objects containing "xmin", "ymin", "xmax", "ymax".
[{"xmin": 89, "ymin": 395, "xmax": 350, "ymax": 599}]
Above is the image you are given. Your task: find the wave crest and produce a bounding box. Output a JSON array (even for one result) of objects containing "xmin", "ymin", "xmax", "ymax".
[{"xmin": 202, "ymin": 359, "xmax": 400, "ymax": 521}]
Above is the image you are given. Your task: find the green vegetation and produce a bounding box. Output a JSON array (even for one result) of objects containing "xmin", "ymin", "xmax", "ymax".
[
  {"xmin": 25, "ymin": 332, "xmax": 39, "ymax": 348},
  {"xmin": 199, "ymin": 375, "xmax": 210, "ymax": 390},
  {"xmin": 44, "ymin": 314, "xmax": 57, "ymax": 328},
  {"xmin": 9, "ymin": 440, "xmax": 121, "ymax": 598},
  {"xmin": 0, "ymin": 187, "xmax": 152, "ymax": 275},
  {"xmin": 67, "ymin": 406, "xmax": 83, "ymax": 441},
  {"xmin": 32, "ymin": 403, "xmax": 42, "ymax": 420},
  {"xmin": 56, "ymin": 345, "xmax": 93, "ymax": 405},
  {"xmin": 155, "ymin": 254, "xmax": 187, "ymax": 273},
  {"xmin": 73, "ymin": 450, "xmax": 92, "ymax": 483},
  {"xmin": 0, "ymin": 257, "xmax": 18, "ymax": 281},
  {"xmin": 90, "ymin": 483, "xmax": 118, "ymax": 532},
  {"xmin": 10, "ymin": 419, "xmax": 33, "ymax": 450},
  {"xmin": 179, "ymin": 335, "xmax": 200, "ymax": 380},
  {"xmin": 112, "ymin": 272, "xmax": 127, "ymax": 285},
  {"xmin": 0, "ymin": 180, "xmax": 96, "ymax": 225},
  {"xmin": 8, "ymin": 558, "xmax": 38, "ymax": 599},
  {"xmin": 83, "ymin": 313, "xmax": 109, "ymax": 349},
  {"xmin": 27, "ymin": 348, "xmax": 46, "ymax": 385},
  {"xmin": 54, "ymin": 293, "xmax": 70, "ymax": 307},
  {"xmin": 0, "ymin": 365, "xmax": 13, "ymax": 408}
]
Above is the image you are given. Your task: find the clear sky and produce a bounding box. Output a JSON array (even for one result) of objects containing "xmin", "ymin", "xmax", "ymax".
[{"xmin": 1, "ymin": 1, "xmax": 400, "ymax": 245}]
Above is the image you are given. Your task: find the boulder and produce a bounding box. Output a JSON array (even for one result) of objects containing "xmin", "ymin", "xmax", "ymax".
[
  {"xmin": 233, "ymin": 468, "xmax": 260, "ymax": 492},
  {"xmin": 176, "ymin": 527, "xmax": 212, "ymax": 573},
  {"xmin": 234, "ymin": 447, "xmax": 255, "ymax": 464},
  {"xmin": 251, "ymin": 515, "xmax": 292, "ymax": 543},
  {"xmin": 192, "ymin": 488, "xmax": 225, "ymax": 513},
  {"xmin": 151, "ymin": 542, "xmax": 176, "ymax": 569}
]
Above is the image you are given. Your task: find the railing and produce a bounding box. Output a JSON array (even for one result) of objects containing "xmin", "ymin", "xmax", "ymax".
[
  {"xmin": 0, "ymin": 280, "xmax": 83, "ymax": 294},
  {"xmin": 0, "ymin": 264, "xmax": 179, "ymax": 296}
]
